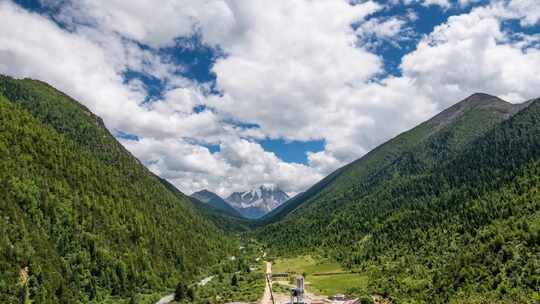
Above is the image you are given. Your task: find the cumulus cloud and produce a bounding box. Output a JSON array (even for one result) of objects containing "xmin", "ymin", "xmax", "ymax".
[
  {"xmin": 359, "ymin": 17, "xmax": 407, "ymax": 39},
  {"xmin": 401, "ymin": 0, "xmax": 540, "ymax": 106},
  {"xmin": 504, "ymin": 0, "xmax": 540, "ymax": 26},
  {"xmin": 54, "ymin": 0, "xmax": 237, "ymax": 48},
  {"xmin": 0, "ymin": 0, "xmax": 324, "ymax": 196},
  {"xmin": 209, "ymin": 1, "xmax": 383, "ymax": 140},
  {"xmin": 0, "ymin": 3, "xmax": 133, "ymax": 121},
  {"xmin": 421, "ymin": 0, "xmax": 451, "ymax": 8},
  {"xmin": 1, "ymin": 0, "xmax": 540, "ymax": 198},
  {"xmin": 0, "ymin": 1, "xmax": 191, "ymax": 137},
  {"xmin": 402, "ymin": 0, "xmax": 451, "ymax": 8},
  {"xmin": 355, "ymin": 13, "xmax": 418, "ymax": 50},
  {"xmin": 121, "ymin": 137, "xmax": 322, "ymax": 196}
]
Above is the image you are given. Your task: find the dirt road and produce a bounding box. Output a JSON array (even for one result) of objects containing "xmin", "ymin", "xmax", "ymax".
[
  {"xmin": 260, "ymin": 262, "xmax": 274, "ymax": 304},
  {"xmin": 155, "ymin": 293, "xmax": 174, "ymax": 304},
  {"xmin": 157, "ymin": 263, "xmax": 282, "ymax": 304}
]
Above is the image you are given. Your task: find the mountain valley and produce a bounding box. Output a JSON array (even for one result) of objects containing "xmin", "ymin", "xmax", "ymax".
[
  {"xmin": 257, "ymin": 93, "xmax": 540, "ymax": 303},
  {"xmin": 1, "ymin": 75, "xmax": 539, "ymax": 303}
]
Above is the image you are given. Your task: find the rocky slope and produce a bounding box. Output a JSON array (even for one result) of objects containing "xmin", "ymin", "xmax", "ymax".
[{"xmin": 227, "ymin": 185, "xmax": 289, "ymax": 219}]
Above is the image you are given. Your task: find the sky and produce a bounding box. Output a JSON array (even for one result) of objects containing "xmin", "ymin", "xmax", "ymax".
[{"xmin": 1, "ymin": 0, "xmax": 540, "ymax": 197}]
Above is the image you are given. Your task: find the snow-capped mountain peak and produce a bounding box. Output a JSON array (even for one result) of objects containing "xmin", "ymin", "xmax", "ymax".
[{"xmin": 226, "ymin": 185, "xmax": 289, "ymax": 219}]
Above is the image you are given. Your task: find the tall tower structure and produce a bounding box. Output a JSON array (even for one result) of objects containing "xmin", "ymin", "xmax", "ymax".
[{"xmin": 290, "ymin": 276, "xmax": 305, "ymax": 304}]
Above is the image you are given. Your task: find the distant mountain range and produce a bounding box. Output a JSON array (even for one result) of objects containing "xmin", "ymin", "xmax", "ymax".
[
  {"xmin": 189, "ymin": 185, "xmax": 289, "ymax": 219},
  {"xmin": 191, "ymin": 189, "xmax": 243, "ymax": 218},
  {"xmin": 226, "ymin": 185, "xmax": 289, "ymax": 219}
]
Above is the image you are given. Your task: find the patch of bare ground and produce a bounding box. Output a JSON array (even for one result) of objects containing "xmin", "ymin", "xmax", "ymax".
[{"xmin": 372, "ymin": 294, "xmax": 392, "ymax": 304}]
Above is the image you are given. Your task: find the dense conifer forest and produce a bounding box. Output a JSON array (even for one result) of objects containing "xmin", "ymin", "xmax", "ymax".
[
  {"xmin": 0, "ymin": 76, "xmax": 238, "ymax": 303},
  {"xmin": 2, "ymin": 75, "xmax": 540, "ymax": 303},
  {"xmin": 258, "ymin": 94, "xmax": 540, "ymax": 303}
]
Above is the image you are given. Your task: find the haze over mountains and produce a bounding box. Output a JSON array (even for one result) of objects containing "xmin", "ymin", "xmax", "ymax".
[{"xmin": 2, "ymin": 74, "xmax": 540, "ymax": 303}]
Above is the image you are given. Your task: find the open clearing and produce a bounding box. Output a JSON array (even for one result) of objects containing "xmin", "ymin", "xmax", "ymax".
[
  {"xmin": 272, "ymin": 256, "xmax": 369, "ymax": 296},
  {"xmin": 273, "ymin": 256, "xmax": 342, "ymax": 274},
  {"xmin": 309, "ymin": 273, "xmax": 369, "ymax": 295}
]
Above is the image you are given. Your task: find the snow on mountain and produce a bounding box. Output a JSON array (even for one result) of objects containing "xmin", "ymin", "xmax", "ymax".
[{"xmin": 226, "ymin": 184, "xmax": 289, "ymax": 219}]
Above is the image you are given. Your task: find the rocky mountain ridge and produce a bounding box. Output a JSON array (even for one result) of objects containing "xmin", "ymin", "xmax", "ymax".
[{"xmin": 226, "ymin": 184, "xmax": 289, "ymax": 219}]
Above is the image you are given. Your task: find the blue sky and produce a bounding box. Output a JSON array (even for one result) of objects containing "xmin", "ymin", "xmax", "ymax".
[
  {"xmin": 15, "ymin": 0, "xmax": 325, "ymax": 164},
  {"xmin": 2, "ymin": 0, "xmax": 540, "ymax": 195},
  {"xmin": 13, "ymin": 0, "xmax": 455, "ymax": 165}
]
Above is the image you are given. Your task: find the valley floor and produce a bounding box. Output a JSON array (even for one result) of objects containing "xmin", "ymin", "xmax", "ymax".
[
  {"xmin": 262, "ymin": 261, "xmax": 329, "ymax": 304},
  {"xmin": 272, "ymin": 256, "xmax": 369, "ymax": 298},
  {"xmin": 155, "ymin": 258, "xmax": 346, "ymax": 304},
  {"xmin": 265, "ymin": 257, "xmax": 374, "ymax": 304},
  {"xmin": 260, "ymin": 262, "xmax": 273, "ymax": 304}
]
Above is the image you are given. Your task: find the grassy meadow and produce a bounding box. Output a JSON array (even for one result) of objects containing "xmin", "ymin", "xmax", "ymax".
[{"xmin": 272, "ymin": 256, "xmax": 369, "ymax": 296}]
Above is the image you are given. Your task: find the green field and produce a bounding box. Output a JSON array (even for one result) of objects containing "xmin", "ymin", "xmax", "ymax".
[
  {"xmin": 272, "ymin": 256, "xmax": 369, "ymax": 296},
  {"xmin": 309, "ymin": 273, "xmax": 369, "ymax": 296},
  {"xmin": 273, "ymin": 256, "xmax": 342, "ymax": 274}
]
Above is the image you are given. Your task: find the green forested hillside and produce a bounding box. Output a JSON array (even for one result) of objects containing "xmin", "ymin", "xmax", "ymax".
[
  {"xmin": 191, "ymin": 190, "xmax": 243, "ymax": 218},
  {"xmin": 258, "ymin": 95, "xmax": 540, "ymax": 302},
  {"xmin": 260, "ymin": 94, "xmax": 526, "ymax": 225},
  {"xmin": 159, "ymin": 178, "xmax": 252, "ymax": 233},
  {"xmin": 3, "ymin": 73, "xmax": 540, "ymax": 304},
  {"xmin": 0, "ymin": 76, "xmax": 236, "ymax": 303},
  {"xmin": 188, "ymin": 199, "xmax": 253, "ymax": 234}
]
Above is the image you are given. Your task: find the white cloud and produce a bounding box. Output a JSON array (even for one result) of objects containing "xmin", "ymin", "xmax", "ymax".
[
  {"xmin": 401, "ymin": 1, "xmax": 540, "ymax": 106},
  {"xmin": 505, "ymin": 0, "xmax": 540, "ymax": 26},
  {"xmin": 365, "ymin": 18, "xmax": 406, "ymax": 38},
  {"xmin": 0, "ymin": 2, "xmax": 144, "ymax": 126},
  {"xmin": 2, "ymin": 0, "xmax": 540, "ymax": 198},
  {"xmin": 355, "ymin": 14, "xmax": 417, "ymax": 50},
  {"xmin": 422, "ymin": 0, "xmax": 451, "ymax": 8},
  {"xmin": 458, "ymin": 0, "xmax": 483, "ymax": 7},
  {"xmin": 121, "ymin": 137, "xmax": 321, "ymax": 196},
  {"xmin": 0, "ymin": 1, "xmax": 323, "ymax": 196},
  {"xmin": 402, "ymin": 0, "xmax": 451, "ymax": 8},
  {"xmin": 207, "ymin": 1, "xmax": 388, "ymax": 159},
  {"xmin": 0, "ymin": 1, "xmax": 222, "ymax": 141},
  {"xmin": 55, "ymin": 0, "xmax": 236, "ymax": 48}
]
